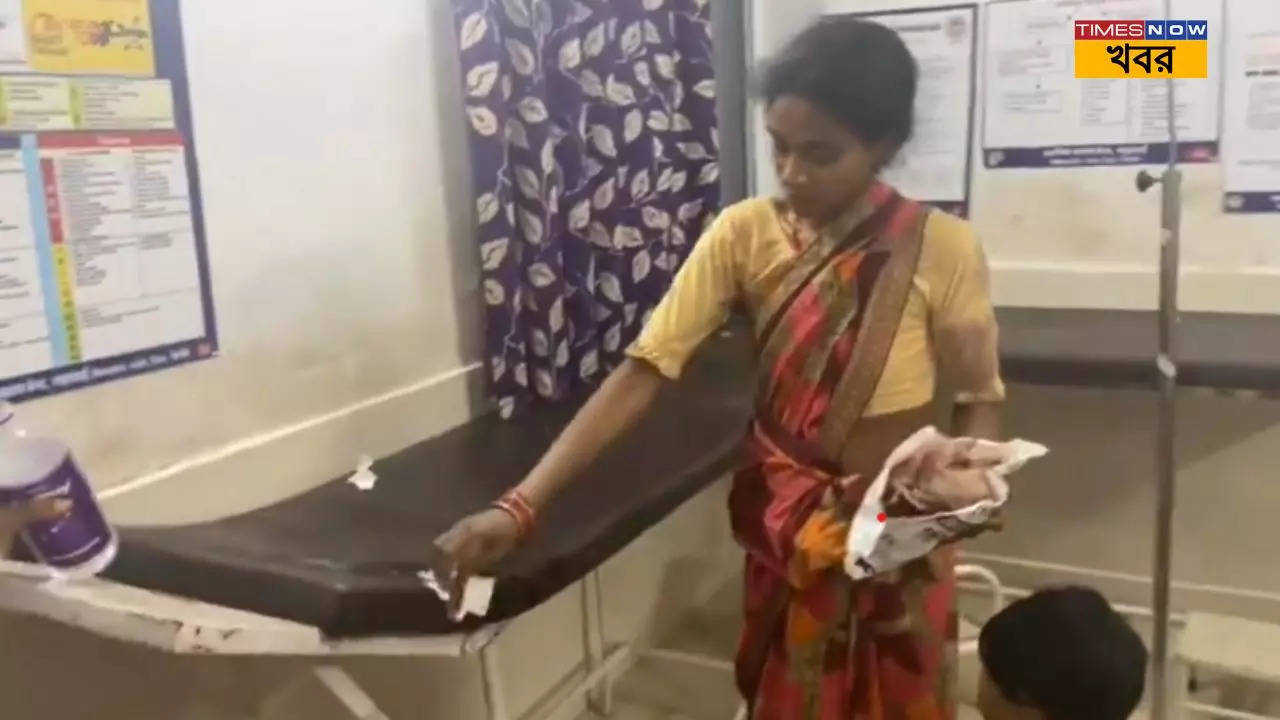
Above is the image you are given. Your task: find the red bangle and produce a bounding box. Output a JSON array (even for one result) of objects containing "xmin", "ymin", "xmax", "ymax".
[
  {"xmin": 491, "ymin": 489, "xmax": 536, "ymax": 541},
  {"xmin": 491, "ymin": 499, "xmax": 525, "ymax": 538}
]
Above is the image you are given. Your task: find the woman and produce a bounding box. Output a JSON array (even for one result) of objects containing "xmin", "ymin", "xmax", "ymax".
[{"xmin": 435, "ymin": 17, "xmax": 1004, "ymax": 719}]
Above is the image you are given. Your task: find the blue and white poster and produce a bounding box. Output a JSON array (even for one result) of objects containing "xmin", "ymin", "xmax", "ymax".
[
  {"xmin": 0, "ymin": 0, "xmax": 216, "ymax": 402},
  {"xmin": 1222, "ymin": 2, "xmax": 1280, "ymax": 213}
]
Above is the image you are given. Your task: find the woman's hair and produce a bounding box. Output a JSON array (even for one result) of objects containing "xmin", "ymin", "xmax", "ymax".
[
  {"xmin": 979, "ymin": 586, "xmax": 1148, "ymax": 720},
  {"xmin": 759, "ymin": 17, "xmax": 918, "ymax": 152}
]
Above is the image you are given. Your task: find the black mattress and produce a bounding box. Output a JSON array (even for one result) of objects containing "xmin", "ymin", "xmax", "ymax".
[
  {"xmin": 102, "ymin": 309, "xmax": 1280, "ymax": 638},
  {"xmin": 105, "ymin": 326, "xmax": 759, "ymax": 638}
]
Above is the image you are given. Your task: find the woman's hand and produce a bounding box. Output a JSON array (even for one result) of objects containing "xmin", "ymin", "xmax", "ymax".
[
  {"xmin": 0, "ymin": 498, "xmax": 71, "ymax": 557},
  {"xmin": 890, "ymin": 436, "xmax": 1004, "ymax": 512},
  {"xmin": 820, "ymin": 474, "xmax": 864, "ymax": 515},
  {"xmin": 428, "ymin": 359, "xmax": 667, "ymax": 621},
  {"xmin": 431, "ymin": 508, "xmax": 520, "ymax": 617}
]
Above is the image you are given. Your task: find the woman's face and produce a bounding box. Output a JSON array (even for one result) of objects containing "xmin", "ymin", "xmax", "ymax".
[{"xmin": 765, "ymin": 95, "xmax": 889, "ymax": 223}]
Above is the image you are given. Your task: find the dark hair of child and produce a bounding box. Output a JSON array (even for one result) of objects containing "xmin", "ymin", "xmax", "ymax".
[{"xmin": 980, "ymin": 586, "xmax": 1149, "ymax": 720}]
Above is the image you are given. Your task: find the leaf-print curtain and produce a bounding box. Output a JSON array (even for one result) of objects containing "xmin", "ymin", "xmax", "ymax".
[{"xmin": 452, "ymin": 0, "xmax": 720, "ymax": 418}]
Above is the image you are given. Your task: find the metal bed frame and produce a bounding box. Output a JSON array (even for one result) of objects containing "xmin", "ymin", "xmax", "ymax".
[{"xmin": 0, "ymin": 554, "xmax": 1006, "ymax": 720}]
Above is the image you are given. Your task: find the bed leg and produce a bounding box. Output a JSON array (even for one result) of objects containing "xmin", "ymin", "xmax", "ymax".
[
  {"xmin": 480, "ymin": 644, "xmax": 512, "ymax": 720},
  {"xmin": 313, "ymin": 665, "xmax": 391, "ymax": 720},
  {"xmin": 582, "ymin": 569, "xmax": 614, "ymax": 716}
]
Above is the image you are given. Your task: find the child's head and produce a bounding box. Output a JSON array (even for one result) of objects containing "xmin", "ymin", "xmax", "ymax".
[{"xmin": 977, "ymin": 586, "xmax": 1148, "ymax": 720}]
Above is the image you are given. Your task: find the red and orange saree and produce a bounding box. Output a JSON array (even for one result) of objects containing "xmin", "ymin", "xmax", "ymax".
[{"xmin": 730, "ymin": 183, "xmax": 956, "ymax": 720}]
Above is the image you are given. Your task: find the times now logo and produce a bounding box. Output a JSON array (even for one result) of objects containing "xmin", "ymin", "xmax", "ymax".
[{"xmin": 1074, "ymin": 20, "xmax": 1208, "ymax": 40}]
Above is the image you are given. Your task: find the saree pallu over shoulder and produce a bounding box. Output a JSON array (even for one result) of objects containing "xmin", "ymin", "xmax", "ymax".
[
  {"xmin": 731, "ymin": 186, "xmax": 955, "ymax": 719},
  {"xmin": 754, "ymin": 184, "xmax": 929, "ymax": 461}
]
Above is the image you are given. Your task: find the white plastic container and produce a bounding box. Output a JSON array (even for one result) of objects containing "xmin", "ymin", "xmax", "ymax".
[{"xmin": 0, "ymin": 401, "xmax": 116, "ymax": 576}]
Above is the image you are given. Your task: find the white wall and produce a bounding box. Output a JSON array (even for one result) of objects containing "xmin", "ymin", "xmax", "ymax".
[
  {"xmin": 23, "ymin": 0, "xmax": 486, "ymax": 514},
  {"xmin": 750, "ymin": 0, "xmax": 1280, "ymax": 313}
]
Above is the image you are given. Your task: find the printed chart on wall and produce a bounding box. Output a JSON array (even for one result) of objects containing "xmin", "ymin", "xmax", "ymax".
[
  {"xmin": 0, "ymin": 0, "xmax": 214, "ymax": 402},
  {"xmin": 1222, "ymin": 3, "xmax": 1280, "ymax": 213},
  {"xmin": 842, "ymin": 5, "xmax": 977, "ymax": 217},
  {"xmin": 983, "ymin": 0, "xmax": 1223, "ymax": 168}
]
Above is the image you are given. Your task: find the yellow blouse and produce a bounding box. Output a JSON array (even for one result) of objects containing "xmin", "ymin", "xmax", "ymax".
[{"xmin": 626, "ymin": 197, "xmax": 1005, "ymax": 417}]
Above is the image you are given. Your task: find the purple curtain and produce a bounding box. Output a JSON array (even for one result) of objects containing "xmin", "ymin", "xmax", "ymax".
[{"xmin": 452, "ymin": 0, "xmax": 721, "ymax": 418}]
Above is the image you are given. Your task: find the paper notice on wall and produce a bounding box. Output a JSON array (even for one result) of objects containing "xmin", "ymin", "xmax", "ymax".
[
  {"xmin": 0, "ymin": 143, "xmax": 53, "ymax": 380},
  {"xmin": 38, "ymin": 132, "xmax": 205, "ymax": 365},
  {"xmin": 0, "ymin": 76, "xmax": 74, "ymax": 131},
  {"xmin": 0, "ymin": 0, "xmax": 29, "ymax": 71},
  {"xmin": 854, "ymin": 5, "xmax": 977, "ymax": 217},
  {"xmin": 1222, "ymin": 3, "xmax": 1280, "ymax": 213},
  {"xmin": 982, "ymin": 0, "xmax": 1223, "ymax": 168},
  {"xmin": 24, "ymin": 0, "xmax": 156, "ymax": 77},
  {"xmin": 0, "ymin": 0, "xmax": 215, "ymax": 404},
  {"xmin": 72, "ymin": 78, "xmax": 175, "ymax": 130}
]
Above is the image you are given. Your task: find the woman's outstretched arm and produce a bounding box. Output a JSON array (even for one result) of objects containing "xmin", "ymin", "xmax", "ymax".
[{"xmin": 515, "ymin": 358, "xmax": 667, "ymax": 510}]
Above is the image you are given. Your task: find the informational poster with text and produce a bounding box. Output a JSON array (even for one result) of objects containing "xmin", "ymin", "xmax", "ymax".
[
  {"xmin": 0, "ymin": 0, "xmax": 215, "ymax": 402},
  {"xmin": 983, "ymin": 0, "xmax": 1223, "ymax": 168},
  {"xmin": 1222, "ymin": 2, "xmax": 1280, "ymax": 213}
]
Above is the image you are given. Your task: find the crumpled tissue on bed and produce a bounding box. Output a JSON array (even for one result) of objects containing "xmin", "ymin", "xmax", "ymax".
[
  {"xmin": 418, "ymin": 570, "xmax": 495, "ymax": 622},
  {"xmin": 346, "ymin": 455, "xmax": 377, "ymax": 491}
]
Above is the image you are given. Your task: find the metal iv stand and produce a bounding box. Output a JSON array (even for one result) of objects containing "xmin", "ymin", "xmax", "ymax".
[{"xmin": 1133, "ymin": 1, "xmax": 1181, "ymax": 716}]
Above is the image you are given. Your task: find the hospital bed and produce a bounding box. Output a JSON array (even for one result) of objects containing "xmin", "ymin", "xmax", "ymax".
[{"xmin": 2, "ymin": 309, "xmax": 1278, "ymax": 720}]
